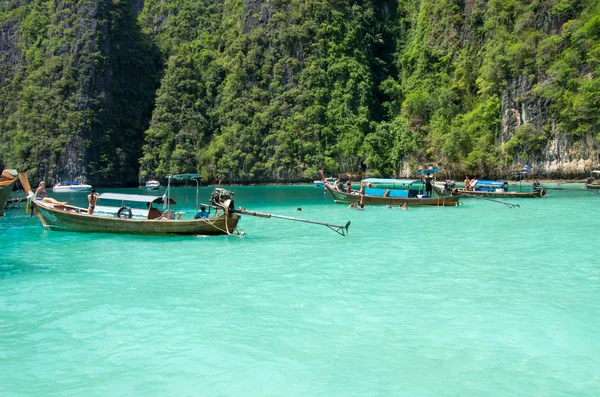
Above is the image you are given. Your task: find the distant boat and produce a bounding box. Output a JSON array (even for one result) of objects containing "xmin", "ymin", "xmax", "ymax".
[
  {"xmin": 53, "ymin": 181, "xmax": 92, "ymax": 193},
  {"xmin": 0, "ymin": 169, "xmax": 18, "ymax": 217},
  {"xmin": 321, "ymin": 173, "xmax": 459, "ymax": 207},
  {"xmin": 441, "ymin": 180, "xmax": 546, "ymax": 198},
  {"xmin": 585, "ymin": 170, "xmax": 600, "ymax": 189},
  {"xmin": 314, "ymin": 177, "xmax": 336, "ymax": 188},
  {"xmin": 145, "ymin": 180, "xmax": 161, "ymax": 190}
]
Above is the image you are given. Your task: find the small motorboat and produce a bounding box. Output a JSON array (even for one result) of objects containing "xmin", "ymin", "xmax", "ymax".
[
  {"xmin": 145, "ymin": 180, "xmax": 161, "ymax": 190},
  {"xmin": 52, "ymin": 181, "xmax": 92, "ymax": 193}
]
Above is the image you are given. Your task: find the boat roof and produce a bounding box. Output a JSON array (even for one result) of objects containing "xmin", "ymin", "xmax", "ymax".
[
  {"xmin": 473, "ymin": 180, "xmax": 506, "ymax": 187},
  {"xmin": 362, "ymin": 178, "xmax": 420, "ymax": 185},
  {"xmin": 416, "ymin": 167, "xmax": 439, "ymax": 175},
  {"xmin": 169, "ymin": 173, "xmax": 201, "ymax": 180},
  {"xmin": 99, "ymin": 193, "xmax": 176, "ymax": 204},
  {"xmin": 592, "ymin": 170, "xmax": 600, "ymax": 174}
]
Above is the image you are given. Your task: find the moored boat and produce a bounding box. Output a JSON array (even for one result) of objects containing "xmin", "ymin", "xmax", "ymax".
[
  {"xmin": 585, "ymin": 170, "xmax": 600, "ymax": 189},
  {"xmin": 0, "ymin": 169, "xmax": 18, "ymax": 217},
  {"xmin": 19, "ymin": 173, "xmax": 240, "ymax": 236},
  {"xmin": 323, "ymin": 175, "xmax": 459, "ymax": 207},
  {"xmin": 53, "ymin": 181, "xmax": 92, "ymax": 193},
  {"xmin": 145, "ymin": 180, "xmax": 161, "ymax": 190},
  {"xmin": 441, "ymin": 179, "xmax": 546, "ymax": 198}
]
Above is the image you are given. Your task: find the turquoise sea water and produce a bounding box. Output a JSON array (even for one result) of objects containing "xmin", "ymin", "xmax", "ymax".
[{"xmin": 1, "ymin": 184, "xmax": 599, "ymax": 396}]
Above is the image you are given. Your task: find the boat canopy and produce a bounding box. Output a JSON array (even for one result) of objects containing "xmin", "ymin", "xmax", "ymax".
[
  {"xmin": 361, "ymin": 178, "xmax": 419, "ymax": 186},
  {"xmin": 416, "ymin": 167, "xmax": 439, "ymax": 175},
  {"xmin": 592, "ymin": 170, "xmax": 600, "ymax": 174},
  {"xmin": 472, "ymin": 180, "xmax": 506, "ymax": 187},
  {"xmin": 99, "ymin": 193, "xmax": 176, "ymax": 204},
  {"xmin": 169, "ymin": 173, "xmax": 201, "ymax": 180}
]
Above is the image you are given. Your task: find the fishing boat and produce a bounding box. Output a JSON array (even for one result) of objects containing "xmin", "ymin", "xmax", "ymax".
[
  {"xmin": 314, "ymin": 177, "xmax": 337, "ymax": 188},
  {"xmin": 145, "ymin": 180, "xmax": 161, "ymax": 190},
  {"xmin": 321, "ymin": 174, "xmax": 459, "ymax": 207},
  {"xmin": 442, "ymin": 179, "xmax": 546, "ymax": 198},
  {"xmin": 585, "ymin": 170, "xmax": 600, "ymax": 189},
  {"xmin": 0, "ymin": 169, "xmax": 18, "ymax": 217},
  {"xmin": 53, "ymin": 181, "xmax": 92, "ymax": 193},
  {"xmin": 19, "ymin": 173, "xmax": 240, "ymax": 236}
]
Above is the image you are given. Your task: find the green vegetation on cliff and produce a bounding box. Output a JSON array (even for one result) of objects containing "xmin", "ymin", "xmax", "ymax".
[{"xmin": 0, "ymin": 0, "xmax": 599, "ymax": 184}]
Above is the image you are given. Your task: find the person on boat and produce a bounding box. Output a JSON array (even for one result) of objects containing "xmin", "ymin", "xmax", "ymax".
[
  {"xmin": 464, "ymin": 176, "xmax": 471, "ymax": 191},
  {"xmin": 87, "ymin": 188, "xmax": 100, "ymax": 215},
  {"xmin": 425, "ymin": 175, "xmax": 433, "ymax": 197},
  {"xmin": 35, "ymin": 181, "xmax": 66, "ymax": 206},
  {"xmin": 346, "ymin": 180, "xmax": 352, "ymax": 193},
  {"xmin": 194, "ymin": 205, "xmax": 209, "ymax": 219},
  {"xmin": 147, "ymin": 203, "xmax": 162, "ymax": 219},
  {"xmin": 359, "ymin": 182, "xmax": 365, "ymax": 195},
  {"xmin": 333, "ymin": 179, "xmax": 342, "ymax": 191}
]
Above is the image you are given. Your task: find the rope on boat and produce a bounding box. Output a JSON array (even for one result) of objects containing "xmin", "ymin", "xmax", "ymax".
[{"xmin": 460, "ymin": 193, "xmax": 520, "ymax": 208}]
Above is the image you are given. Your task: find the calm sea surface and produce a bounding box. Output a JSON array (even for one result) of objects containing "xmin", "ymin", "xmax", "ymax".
[{"xmin": 1, "ymin": 184, "xmax": 599, "ymax": 396}]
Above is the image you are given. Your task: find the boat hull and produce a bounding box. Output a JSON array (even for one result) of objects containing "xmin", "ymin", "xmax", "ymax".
[
  {"xmin": 34, "ymin": 201, "xmax": 239, "ymax": 235},
  {"xmin": 585, "ymin": 183, "xmax": 600, "ymax": 189},
  {"xmin": 454, "ymin": 188, "xmax": 546, "ymax": 198},
  {"xmin": 0, "ymin": 170, "xmax": 18, "ymax": 217},
  {"xmin": 324, "ymin": 185, "xmax": 459, "ymax": 206},
  {"xmin": 53, "ymin": 185, "xmax": 92, "ymax": 193}
]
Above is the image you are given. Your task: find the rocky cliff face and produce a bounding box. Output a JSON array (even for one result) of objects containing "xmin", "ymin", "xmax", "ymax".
[{"xmin": 501, "ymin": 76, "xmax": 596, "ymax": 177}]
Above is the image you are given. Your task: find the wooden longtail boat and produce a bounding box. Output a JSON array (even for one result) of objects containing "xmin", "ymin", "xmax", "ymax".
[
  {"xmin": 19, "ymin": 172, "xmax": 240, "ymax": 236},
  {"xmin": 441, "ymin": 180, "xmax": 546, "ymax": 198},
  {"xmin": 31, "ymin": 199, "xmax": 239, "ymax": 235},
  {"xmin": 1, "ymin": 169, "xmax": 18, "ymax": 217},
  {"xmin": 323, "ymin": 178, "xmax": 460, "ymax": 207},
  {"xmin": 585, "ymin": 171, "xmax": 600, "ymax": 189}
]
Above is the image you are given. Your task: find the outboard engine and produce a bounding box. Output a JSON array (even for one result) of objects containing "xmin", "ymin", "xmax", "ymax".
[{"xmin": 210, "ymin": 188, "xmax": 235, "ymax": 212}]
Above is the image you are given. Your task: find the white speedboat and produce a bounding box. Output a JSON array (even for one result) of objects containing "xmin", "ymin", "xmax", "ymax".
[
  {"xmin": 53, "ymin": 182, "xmax": 92, "ymax": 193},
  {"xmin": 145, "ymin": 180, "xmax": 161, "ymax": 190}
]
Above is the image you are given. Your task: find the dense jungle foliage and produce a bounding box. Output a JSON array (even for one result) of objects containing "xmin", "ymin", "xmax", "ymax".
[{"xmin": 0, "ymin": 0, "xmax": 599, "ymax": 184}]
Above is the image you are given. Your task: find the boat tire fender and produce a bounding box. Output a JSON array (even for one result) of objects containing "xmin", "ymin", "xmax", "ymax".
[{"xmin": 116, "ymin": 206, "xmax": 133, "ymax": 219}]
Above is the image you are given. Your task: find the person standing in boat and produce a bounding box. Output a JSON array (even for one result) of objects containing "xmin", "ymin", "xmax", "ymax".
[
  {"xmin": 464, "ymin": 176, "xmax": 471, "ymax": 191},
  {"xmin": 346, "ymin": 180, "xmax": 352, "ymax": 193},
  {"xmin": 424, "ymin": 175, "xmax": 433, "ymax": 197},
  {"xmin": 87, "ymin": 188, "xmax": 100, "ymax": 215}
]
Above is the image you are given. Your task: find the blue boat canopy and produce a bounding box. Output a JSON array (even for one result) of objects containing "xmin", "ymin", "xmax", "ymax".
[
  {"xmin": 473, "ymin": 180, "xmax": 506, "ymax": 187},
  {"xmin": 57, "ymin": 181, "xmax": 83, "ymax": 185},
  {"xmin": 361, "ymin": 178, "xmax": 419, "ymax": 186}
]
